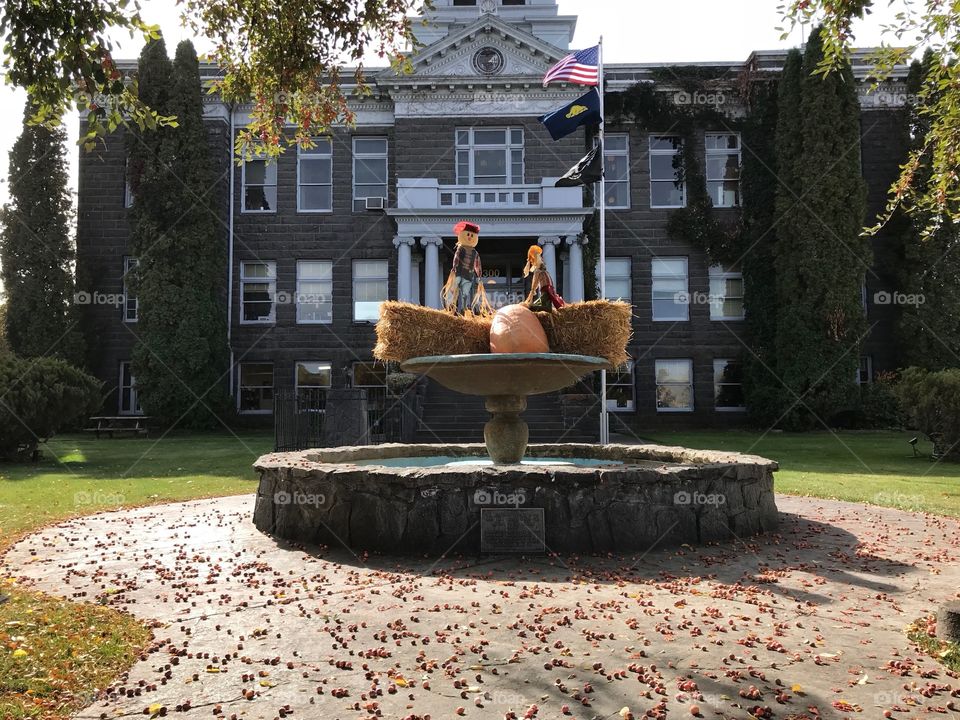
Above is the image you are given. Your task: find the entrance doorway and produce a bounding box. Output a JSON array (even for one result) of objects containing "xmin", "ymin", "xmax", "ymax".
[{"xmin": 481, "ymin": 255, "xmax": 528, "ymax": 310}]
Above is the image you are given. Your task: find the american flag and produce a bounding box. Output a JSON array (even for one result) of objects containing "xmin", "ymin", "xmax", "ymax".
[{"xmin": 542, "ymin": 45, "xmax": 600, "ymax": 87}]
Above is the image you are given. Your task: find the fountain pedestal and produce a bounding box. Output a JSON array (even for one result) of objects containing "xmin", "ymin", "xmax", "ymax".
[
  {"xmin": 400, "ymin": 353, "xmax": 610, "ymax": 463},
  {"xmin": 483, "ymin": 395, "xmax": 528, "ymax": 463}
]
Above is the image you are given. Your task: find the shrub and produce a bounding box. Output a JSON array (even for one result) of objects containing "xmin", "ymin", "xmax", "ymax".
[
  {"xmin": 896, "ymin": 367, "xmax": 960, "ymax": 459},
  {"xmin": 0, "ymin": 355, "xmax": 102, "ymax": 460}
]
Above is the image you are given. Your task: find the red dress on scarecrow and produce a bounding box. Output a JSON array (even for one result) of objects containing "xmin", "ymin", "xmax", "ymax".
[{"xmin": 522, "ymin": 245, "xmax": 565, "ymax": 311}]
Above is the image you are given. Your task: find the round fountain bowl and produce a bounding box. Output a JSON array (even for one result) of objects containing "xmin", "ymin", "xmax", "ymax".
[{"xmin": 253, "ymin": 443, "xmax": 779, "ymax": 554}]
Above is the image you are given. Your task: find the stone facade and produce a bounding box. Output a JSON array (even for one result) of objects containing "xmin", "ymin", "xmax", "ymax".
[{"xmin": 74, "ymin": 0, "xmax": 910, "ymax": 428}]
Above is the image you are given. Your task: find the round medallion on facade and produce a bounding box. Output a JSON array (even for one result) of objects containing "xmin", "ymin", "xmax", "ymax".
[{"xmin": 473, "ymin": 47, "xmax": 505, "ymax": 76}]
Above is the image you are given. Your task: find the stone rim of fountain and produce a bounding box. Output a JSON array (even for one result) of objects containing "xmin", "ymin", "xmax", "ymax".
[
  {"xmin": 255, "ymin": 442, "xmax": 780, "ymax": 473},
  {"xmin": 253, "ymin": 442, "xmax": 780, "ymax": 554}
]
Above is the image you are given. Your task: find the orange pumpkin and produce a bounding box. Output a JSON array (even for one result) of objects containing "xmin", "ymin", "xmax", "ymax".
[{"xmin": 490, "ymin": 304, "xmax": 550, "ymax": 354}]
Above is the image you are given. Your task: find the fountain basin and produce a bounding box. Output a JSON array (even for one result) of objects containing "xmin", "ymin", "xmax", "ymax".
[
  {"xmin": 400, "ymin": 353, "xmax": 611, "ymax": 463},
  {"xmin": 253, "ymin": 443, "xmax": 779, "ymax": 554}
]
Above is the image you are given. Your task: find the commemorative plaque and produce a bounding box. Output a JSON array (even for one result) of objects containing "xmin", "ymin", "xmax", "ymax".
[{"xmin": 480, "ymin": 508, "xmax": 546, "ymax": 553}]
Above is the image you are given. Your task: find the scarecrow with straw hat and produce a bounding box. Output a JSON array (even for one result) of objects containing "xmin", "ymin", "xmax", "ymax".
[{"xmin": 442, "ymin": 221, "xmax": 492, "ymax": 316}]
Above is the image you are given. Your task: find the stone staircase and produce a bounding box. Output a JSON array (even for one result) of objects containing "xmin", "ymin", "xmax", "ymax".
[{"xmin": 413, "ymin": 379, "xmax": 599, "ymax": 444}]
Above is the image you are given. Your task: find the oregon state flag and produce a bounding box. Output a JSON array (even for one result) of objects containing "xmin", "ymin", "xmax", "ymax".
[{"xmin": 538, "ymin": 88, "xmax": 602, "ymax": 141}]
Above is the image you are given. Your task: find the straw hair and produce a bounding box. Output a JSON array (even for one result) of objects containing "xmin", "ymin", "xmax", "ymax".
[{"xmin": 374, "ymin": 299, "xmax": 632, "ymax": 366}]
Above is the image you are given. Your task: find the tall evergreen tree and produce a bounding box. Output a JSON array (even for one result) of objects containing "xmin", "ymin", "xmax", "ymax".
[
  {"xmin": 0, "ymin": 105, "xmax": 85, "ymax": 365},
  {"xmin": 773, "ymin": 28, "xmax": 869, "ymax": 428},
  {"xmin": 894, "ymin": 50, "xmax": 960, "ymax": 369},
  {"xmin": 741, "ymin": 75, "xmax": 782, "ymax": 426},
  {"xmin": 127, "ymin": 38, "xmax": 229, "ymax": 427}
]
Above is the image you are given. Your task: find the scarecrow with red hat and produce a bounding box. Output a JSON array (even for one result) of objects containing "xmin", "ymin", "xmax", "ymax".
[{"xmin": 442, "ymin": 221, "xmax": 492, "ymax": 315}]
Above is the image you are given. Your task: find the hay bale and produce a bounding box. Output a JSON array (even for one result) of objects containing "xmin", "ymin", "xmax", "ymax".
[
  {"xmin": 374, "ymin": 300, "xmax": 632, "ymax": 367},
  {"xmin": 536, "ymin": 300, "xmax": 632, "ymax": 367},
  {"xmin": 374, "ymin": 302, "xmax": 491, "ymax": 362}
]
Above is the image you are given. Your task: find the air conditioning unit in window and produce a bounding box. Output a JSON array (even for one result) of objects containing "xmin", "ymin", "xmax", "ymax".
[{"xmin": 365, "ymin": 196, "xmax": 386, "ymax": 211}]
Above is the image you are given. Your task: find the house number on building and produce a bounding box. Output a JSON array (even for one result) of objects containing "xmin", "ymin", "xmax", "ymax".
[{"xmin": 473, "ymin": 47, "xmax": 505, "ymax": 76}]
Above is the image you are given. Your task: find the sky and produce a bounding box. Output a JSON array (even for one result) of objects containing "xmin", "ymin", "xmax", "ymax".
[{"xmin": 0, "ymin": 0, "xmax": 902, "ymax": 212}]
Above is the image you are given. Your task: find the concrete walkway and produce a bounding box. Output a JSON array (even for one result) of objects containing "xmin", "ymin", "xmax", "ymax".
[{"xmin": 3, "ymin": 495, "xmax": 959, "ymax": 719}]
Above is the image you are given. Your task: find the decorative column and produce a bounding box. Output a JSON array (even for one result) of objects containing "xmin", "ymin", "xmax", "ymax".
[
  {"xmin": 565, "ymin": 236, "xmax": 585, "ymax": 303},
  {"xmin": 538, "ymin": 236, "xmax": 561, "ymax": 280},
  {"xmin": 420, "ymin": 237, "xmax": 443, "ymax": 309},
  {"xmin": 560, "ymin": 249, "xmax": 571, "ymax": 300},
  {"xmin": 393, "ymin": 236, "xmax": 415, "ymax": 303}
]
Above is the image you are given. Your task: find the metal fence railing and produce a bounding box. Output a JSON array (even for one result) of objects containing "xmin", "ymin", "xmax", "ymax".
[
  {"xmin": 274, "ymin": 382, "xmax": 426, "ymax": 452},
  {"xmin": 274, "ymin": 388, "xmax": 326, "ymax": 452}
]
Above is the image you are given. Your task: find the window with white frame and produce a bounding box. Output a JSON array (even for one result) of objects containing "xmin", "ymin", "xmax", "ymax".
[
  {"xmin": 713, "ymin": 359, "xmax": 745, "ymax": 411},
  {"xmin": 456, "ymin": 128, "xmax": 524, "ymax": 185},
  {"xmin": 604, "ymin": 258, "xmax": 632, "ymax": 303},
  {"xmin": 606, "ymin": 360, "xmax": 635, "ymax": 412},
  {"xmin": 604, "ymin": 134, "xmax": 630, "ymax": 209},
  {"xmin": 353, "ymin": 137, "xmax": 388, "ymax": 211},
  {"xmin": 857, "ymin": 356, "xmax": 873, "ymax": 385},
  {"xmin": 237, "ymin": 363, "xmax": 274, "ymax": 414},
  {"xmin": 122, "ymin": 257, "xmax": 139, "ymax": 323},
  {"xmin": 242, "ymin": 158, "xmax": 277, "ymax": 212},
  {"xmin": 295, "ymin": 361, "xmax": 332, "ymax": 411},
  {"xmin": 708, "ymin": 264, "xmax": 745, "ymax": 320},
  {"xmin": 240, "ymin": 261, "xmax": 276, "ymax": 324},
  {"xmin": 298, "ymin": 138, "xmax": 333, "ymax": 212},
  {"xmin": 118, "ymin": 361, "xmax": 141, "ymax": 415},
  {"xmin": 649, "ymin": 135, "xmax": 685, "ymax": 208},
  {"xmin": 651, "ymin": 257, "xmax": 688, "ymax": 321},
  {"xmin": 296, "ymin": 260, "xmax": 333, "ymax": 324},
  {"xmin": 705, "ymin": 133, "xmax": 741, "ymax": 207},
  {"xmin": 656, "ymin": 359, "xmax": 694, "ymax": 412},
  {"xmin": 353, "ymin": 259, "xmax": 389, "ymax": 322}
]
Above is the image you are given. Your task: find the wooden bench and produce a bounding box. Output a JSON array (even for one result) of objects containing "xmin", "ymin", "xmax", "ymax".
[{"xmin": 84, "ymin": 416, "xmax": 150, "ymax": 439}]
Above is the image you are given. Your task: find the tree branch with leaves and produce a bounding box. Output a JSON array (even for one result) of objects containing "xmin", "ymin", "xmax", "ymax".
[
  {"xmin": 1, "ymin": 0, "xmax": 426, "ymax": 157},
  {"xmin": 780, "ymin": 0, "xmax": 960, "ymax": 236}
]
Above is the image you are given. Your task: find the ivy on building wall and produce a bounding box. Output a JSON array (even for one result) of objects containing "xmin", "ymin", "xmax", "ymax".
[
  {"xmin": 606, "ymin": 70, "xmax": 746, "ymax": 267},
  {"xmin": 739, "ymin": 72, "xmax": 782, "ymax": 426}
]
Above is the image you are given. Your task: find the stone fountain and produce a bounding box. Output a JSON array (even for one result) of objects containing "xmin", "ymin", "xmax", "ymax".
[
  {"xmin": 253, "ymin": 351, "xmax": 780, "ymax": 554},
  {"xmin": 400, "ymin": 352, "xmax": 608, "ymax": 464}
]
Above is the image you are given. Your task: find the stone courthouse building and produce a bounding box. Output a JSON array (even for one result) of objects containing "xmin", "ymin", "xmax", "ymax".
[{"xmin": 76, "ymin": 0, "xmax": 909, "ymax": 436}]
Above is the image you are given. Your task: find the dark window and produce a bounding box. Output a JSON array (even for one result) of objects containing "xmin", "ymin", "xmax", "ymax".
[{"xmin": 452, "ymin": 0, "xmax": 477, "ymax": 5}]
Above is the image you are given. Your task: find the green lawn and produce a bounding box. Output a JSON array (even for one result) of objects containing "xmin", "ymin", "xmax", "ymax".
[
  {"xmin": 642, "ymin": 429, "xmax": 960, "ymax": 517},
  {"xmin": 0, "ymin": 431, "xmax": 273, "ymax": 548}
]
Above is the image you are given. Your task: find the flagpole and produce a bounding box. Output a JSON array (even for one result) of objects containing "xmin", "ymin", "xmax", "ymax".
[{"xmin": 597, "ymin": 36, "xmax": 609, "ymax": 446}]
